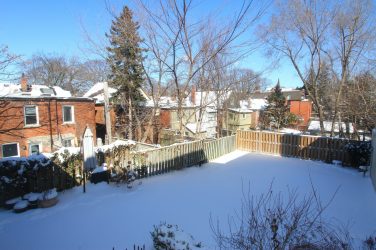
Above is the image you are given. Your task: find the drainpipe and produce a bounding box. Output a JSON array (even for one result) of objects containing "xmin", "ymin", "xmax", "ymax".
[
  {"xmin": 55, "ymin": 99, "xmax": 60, "ymax": 141},
  {"xmin": 48, "ymin": 99, "xmax": 53, "ymax": 151}
]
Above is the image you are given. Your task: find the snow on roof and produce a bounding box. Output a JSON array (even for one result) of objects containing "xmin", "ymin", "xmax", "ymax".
[
  {"xmin": 185, "ymin": 122, "xmax": 207, "ymax": 134},
  {"xmin": 228, "ymin": 107, "xmax": 253, "ymax": 113},
  {"xmin": 0, "ymin": 83, "xmax": 72, "ymax": 98},
  {"xmin": 192, "ymin": 90, "xmax": 231, "ymax": 107},
  {"xmin": 249, "ymin": 98, "xmax": 267, "ymax": 110},
  {"xmin": 83, "ymin": 82, "xmax": 117, "ymax": 103},
  {"xmin": 84, "ymin": 82, "xmax": 151, "ymax": 104},
  {"xmin": 308, "ymin": 120, "xmax": 354, "ymax": 133},
  {"xmin": 145, "ymin": 96, "xmax": 195, "ymax": 109}
]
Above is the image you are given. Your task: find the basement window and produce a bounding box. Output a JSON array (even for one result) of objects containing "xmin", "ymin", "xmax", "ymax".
[
  {"xmin": 2, "ymin": 143, "xmax": 20, "ymax": 158},
  {"xmin": 63, "ymin": 106, "xmax": 74, "ymax": 123},
  {"xmin": 29, "ymin": 144, "xmax": 41, "ymax": 155},
  {"xmin": 24, "ymin": 105, "xmax": 39, "ymax": 126},
  {"xmin": 62, "ymin": 138, "xmax": 73, "ymax": 147}
]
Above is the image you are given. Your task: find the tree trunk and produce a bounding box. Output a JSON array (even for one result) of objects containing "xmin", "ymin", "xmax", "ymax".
[{"xmin": 128, "ymin": 92, "xmax": 133, "ymax": 140}]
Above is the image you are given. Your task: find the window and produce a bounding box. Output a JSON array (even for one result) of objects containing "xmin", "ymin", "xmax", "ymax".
[
  {"xmin": 62, "ymin": 139, "xmax": 72, "ymax": 147},
  {"xmin": 24, "ymin": 106, "xmax": 38, "ymax": 126},
  {"xmin": 63, "ymin": 106, "xmax": 74, "ymax": 123},
  {"xmin": 29, "ymin": 144, "xmax": 41, "ymax": 155},
  {"xmin": 2, "ymin": 143, "xmax": 19, "ymax": 158}
]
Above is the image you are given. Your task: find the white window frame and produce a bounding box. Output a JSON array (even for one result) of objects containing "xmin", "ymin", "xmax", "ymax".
[
  {"xmin": 24, "ymin": 105, "xmax": 39, "ymax": 127},
  {"xmin": 62, "ymin": 105, "xmax": 75, "ymax": 124},
  {"xmin": 29, "ymin": 143, "xmax": 42, "ymax": 156},
  {"xmin": 1, "ymin": 142, "xmax": 20, "ymax": 158}
]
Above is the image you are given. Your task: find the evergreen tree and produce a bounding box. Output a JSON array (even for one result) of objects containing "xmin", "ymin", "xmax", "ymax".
[
  {"xmin": 106, "ymin": 6, "xmax": 144, "ymax": 140},
  {"xmin": 261, "ymin": 81, "xmax": 295, "ymax": 130}
]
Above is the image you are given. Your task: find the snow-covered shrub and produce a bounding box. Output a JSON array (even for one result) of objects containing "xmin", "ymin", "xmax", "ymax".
[
  {"xmin": 151, "ymin": 223, "xmax": 203, "ymax": 250},
  {"xmin": 0, "ymin": 149, "xmax": 81, "ymax": 206},
  {"xmin": 345, "ymin": 141, "xmax": 372, "ymax": 167},
  {"xmin": 50, "ymin": 148, "xmax": 83, "ymax": 190},
  {"xmin": 0, "ymin": 155, "xmax": 52, "ymax": 205}
]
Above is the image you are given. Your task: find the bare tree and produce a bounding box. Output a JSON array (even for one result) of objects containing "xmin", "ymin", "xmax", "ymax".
[
  {"xmin": 137, "ymin": 0, "xmax": 269, "ymax": 138},
  {"xmin": 342, "ymin": 72, "xmax": 376, "ymax": 137},
  {"xmin": 0, "ymin": 45, "xmax": 20, "ymax": 81},
  {"xmin": 260, "ymin": 0, "xmax": 333, "ymax": 135},
  {"xmin": 22, "ymin": 53, "xmax": 107, "ymax": 96},
  {"xmin": 261, "ymin": 0, "xmax": 375, "ymax": 136},
  {"xmin": 328, "ymin": 0, "xmax": 375, "ymax": 136}
]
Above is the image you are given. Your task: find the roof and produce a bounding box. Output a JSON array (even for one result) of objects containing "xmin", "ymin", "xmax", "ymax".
[
  {"xmin": 249, "ymin": 99, "xmax": 267, "ymax": 110},
  {"xmin": 0, "ymin": 83, "xmax": 71, "ymax": 98},
  {"xmin": 308, "ymin": 120, "xmax": 354, "ymax": 133},
  {"xmin": 250, "ymin": 89, "xmax": 305, "ymax": 101},
  {"xmin": 0, "ymin": 83, "xmax": 92, "ymax": 101},
  {"xmin": 83, "ymin": 82, "xmax": 117, "ymax": 103},
  {"xmin": 190, "ymin": 90, "xmax": 231, "ymax": 107},
  {"xmin": 145, "ymin": 96, "xmax": 195, "ymax": 109},
  {"xmin": 228, "ymin": 108, "xmax": 253, "ymax": 113}
]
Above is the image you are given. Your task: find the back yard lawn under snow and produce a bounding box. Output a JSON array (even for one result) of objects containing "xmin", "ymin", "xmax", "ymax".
[{"xmin": 1, "ymin": 151, "xmax": 376, "ymax": 250}]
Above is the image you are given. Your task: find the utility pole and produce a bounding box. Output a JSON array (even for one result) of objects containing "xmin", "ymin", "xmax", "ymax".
[{"xmin": 103, "ymin": 82, "xmax": 112, "ymax": 144}]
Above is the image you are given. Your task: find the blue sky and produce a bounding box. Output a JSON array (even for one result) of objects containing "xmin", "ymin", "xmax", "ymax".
[{"xmin": 0, "ymin": 0, "xmax": 302, "ymax": 88}]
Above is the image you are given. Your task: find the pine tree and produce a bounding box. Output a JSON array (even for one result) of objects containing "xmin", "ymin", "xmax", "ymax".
[
  {"xmin": 106, "ymin": 6, "xmax": 144, "ymax": 140},
  {"xmin": 261, "ymin": 81, "xmax": 294, "ymax": 130}
]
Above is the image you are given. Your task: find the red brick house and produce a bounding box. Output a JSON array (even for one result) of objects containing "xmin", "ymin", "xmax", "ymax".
[
  {"xmin": 250, "ymin": 89, "xmax": 312, "ymax": 130},
  {"xmin": 0, "ymin": 80, "xmax": 96, "ymax": 158}
]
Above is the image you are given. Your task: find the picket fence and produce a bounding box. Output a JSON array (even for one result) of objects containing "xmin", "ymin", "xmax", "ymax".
[
  {"xmin": 131, "ymin": 135, "xmax": 236, "ymax": 177},
  {"xmin": 236, "ymin": 130, "xmax": 357, "ymax": 165}
]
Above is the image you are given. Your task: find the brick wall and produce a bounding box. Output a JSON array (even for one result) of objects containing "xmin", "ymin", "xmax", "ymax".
[
  {"xmin": 160, "ymin": 109, "xmax": 171, "ymax": 128},
  {"xmin": 289, "ymin": 100, "xmax": 312, "ymax": 128},
  {"xmin": 0, "ymin": 98, "xmax": 96, "ymax": 157}
]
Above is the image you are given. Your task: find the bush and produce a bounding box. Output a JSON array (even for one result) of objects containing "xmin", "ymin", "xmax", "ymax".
[
  {"xmin": 345, "ymin": 141, "xmax": 372, "ymax": 167},
  {"xmin": 151, "ymin": 223, "xmax": 203, "ymax": 250}
]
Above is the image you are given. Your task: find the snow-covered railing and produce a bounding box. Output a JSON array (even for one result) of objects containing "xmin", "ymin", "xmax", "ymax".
[{"xmin": 236, "ymin": 130, "xmax": 360, "ymax": 165}]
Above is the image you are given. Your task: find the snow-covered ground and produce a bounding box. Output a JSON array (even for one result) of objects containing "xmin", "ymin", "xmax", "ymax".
[{"xmin": 1, "ymin": 151, "xmax": 375, "ymax": 250}]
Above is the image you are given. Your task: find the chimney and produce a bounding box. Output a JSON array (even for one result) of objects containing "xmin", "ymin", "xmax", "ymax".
[
  {"xmin": 20, "ymin": 73, "xmax": 28, "ymax": 92},
  {"xmin": 191, "ymin": 85, "xmax": 196, "ymax": 105}
]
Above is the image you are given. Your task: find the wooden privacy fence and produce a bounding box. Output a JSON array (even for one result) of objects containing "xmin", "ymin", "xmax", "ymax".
[
  {"xmin": 236, "ymin": 130, "xmax": 356, "ymax": 165},
  {"xmin": 130, "ymin": 135, "xmax": 236, "ymax": 177}
]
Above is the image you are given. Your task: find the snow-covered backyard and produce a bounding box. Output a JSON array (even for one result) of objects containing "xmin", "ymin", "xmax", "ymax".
[{"xmin": 1, "ymin": 150, "xmax": 375, "ymax": 250}]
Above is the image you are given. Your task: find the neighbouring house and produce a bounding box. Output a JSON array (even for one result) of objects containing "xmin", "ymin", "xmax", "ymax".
[
  {"xmin": 188, "ymin": 87, "xmax": 232, "ymax": 138},
  {"xmin": 222, "ymin": 101, "xmax": 257, "ymax": 134},
  {"xmin": 83, "ymin": 82, "xmax": 117, "ymax": 143},
  {"xmin": 250, "ymin": 88, "xmax": 312, "ymax": 130},
  {"xmin": 0, "ymin": 78, "xmax": 96, "ymax": 158}
]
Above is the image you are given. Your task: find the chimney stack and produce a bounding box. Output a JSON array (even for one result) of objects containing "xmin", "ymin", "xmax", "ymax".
[
  {"xmin": 191, "ymin": 85, "xmax": 196, "ymax": 105},
  {"xmin": 20, "ymin": 73, "xmax": 28, "ymax": 92}
]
